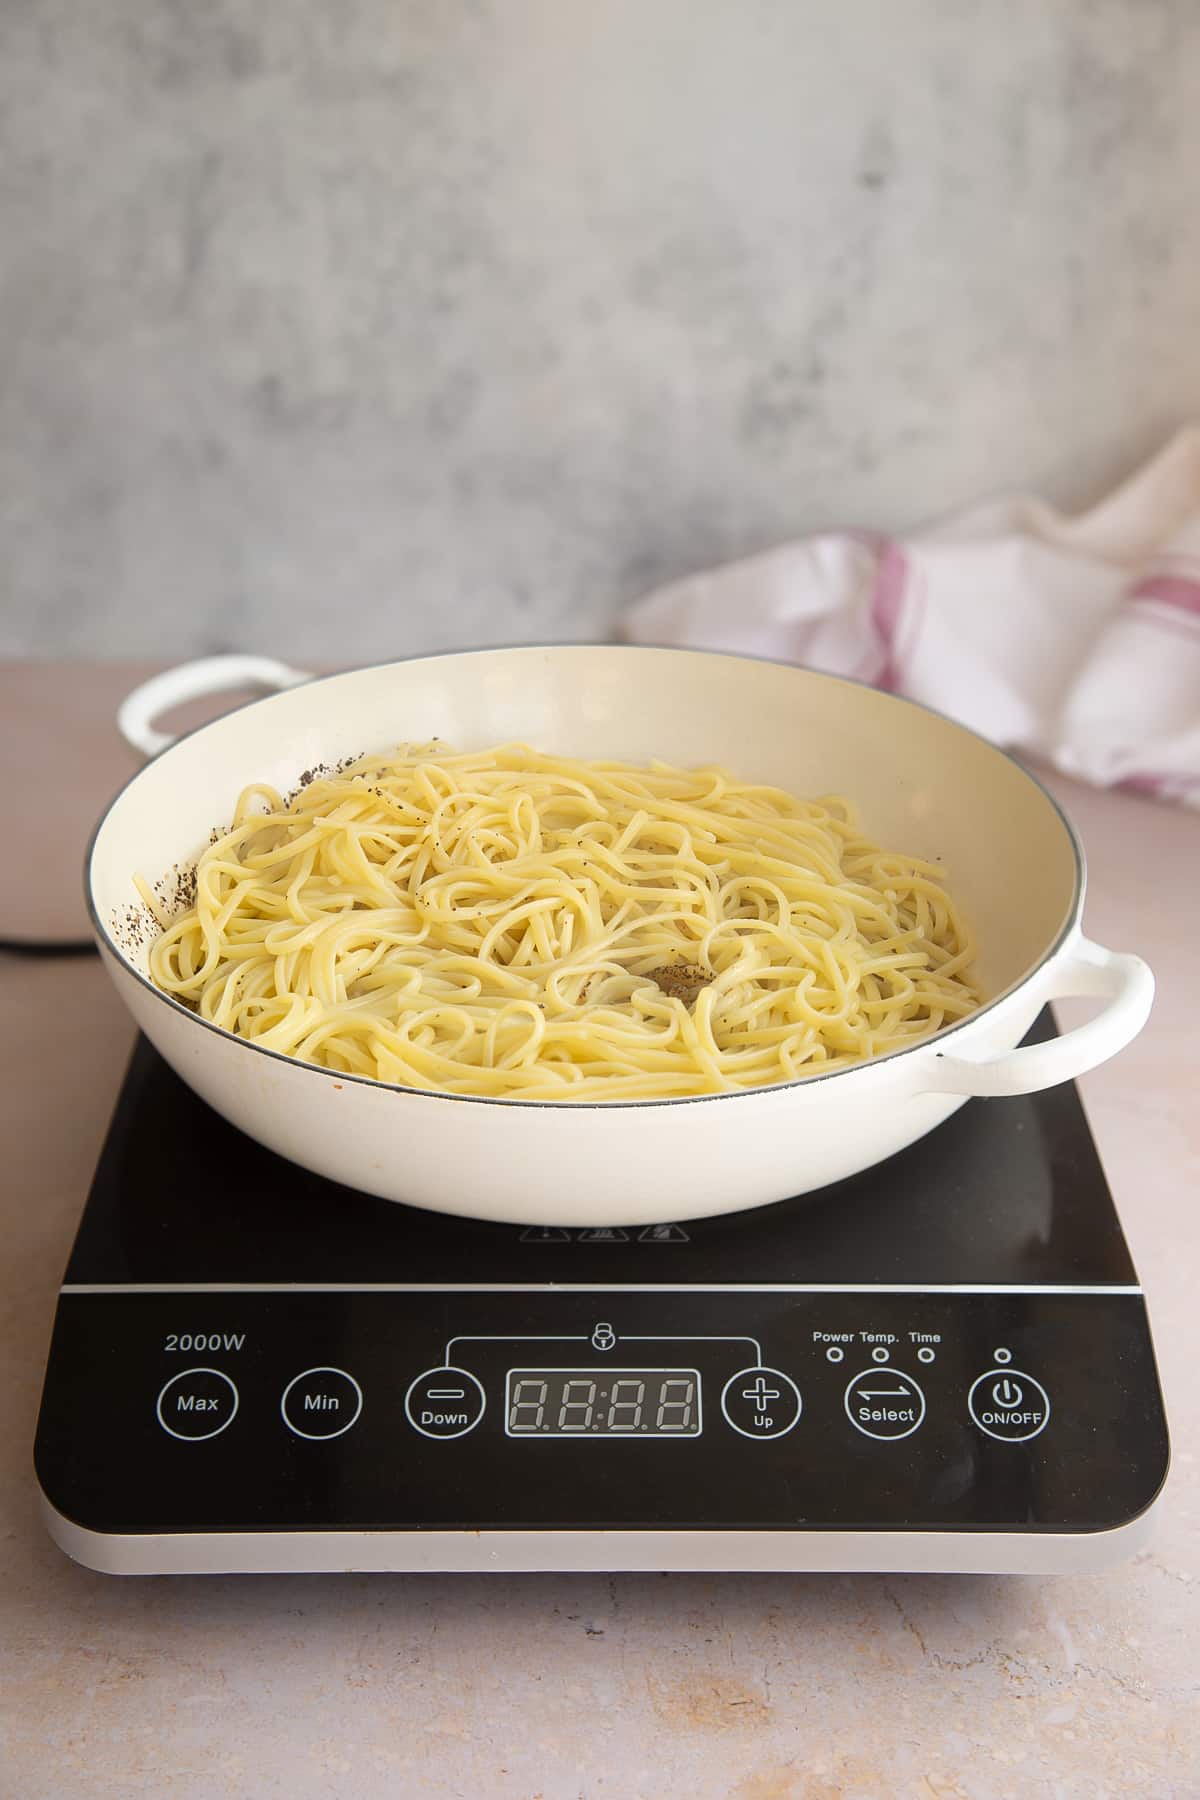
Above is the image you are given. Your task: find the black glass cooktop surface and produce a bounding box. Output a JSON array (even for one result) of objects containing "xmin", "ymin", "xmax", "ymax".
[
  {"xmin": 66, "ymin": 1012, "xmax": 1135, "ymax": 1289},
  {"xmin": 39, "ymin": 1011, "xmax": 1170, "ymax": 1551}
]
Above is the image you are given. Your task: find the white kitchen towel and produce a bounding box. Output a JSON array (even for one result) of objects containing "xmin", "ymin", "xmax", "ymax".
[{"xmin": 622, "ymin": 428, "xmax": 1200, "ymax": 807}]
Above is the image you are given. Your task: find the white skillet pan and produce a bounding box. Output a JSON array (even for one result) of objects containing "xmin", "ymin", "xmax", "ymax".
[{"xmin": 88, "ymin": 647, "xmax": 1153, "ymax": 1226}]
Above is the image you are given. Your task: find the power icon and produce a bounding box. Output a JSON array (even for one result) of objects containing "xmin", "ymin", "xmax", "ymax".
[{"xmin": 968, "ymin": 1368, "xmax": 1050, "ymax": 1443}]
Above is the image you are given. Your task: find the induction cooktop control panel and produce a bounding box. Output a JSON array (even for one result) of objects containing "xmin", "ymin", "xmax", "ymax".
[{"xmin": 36, "ymin": 1287, "xmax": 1168, "ymax": 1538}]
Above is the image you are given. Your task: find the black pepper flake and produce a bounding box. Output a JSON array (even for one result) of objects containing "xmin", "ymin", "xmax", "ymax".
[
  {"xmin": 282, "ymin": 752, "xmax": 363, "ymax": 809},
  {"xmin": 645, "ymin": 963, "xmax": 712, "ymax": 1009},
  {"xmin": 113, "ymin": 901, "xmax": 156, "ymax": 955}
]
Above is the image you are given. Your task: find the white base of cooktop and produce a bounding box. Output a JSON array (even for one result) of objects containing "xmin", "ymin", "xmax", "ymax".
[{"xmin": 41, "ymin": 1495, "xmax": 1160, "ymax": 1578}]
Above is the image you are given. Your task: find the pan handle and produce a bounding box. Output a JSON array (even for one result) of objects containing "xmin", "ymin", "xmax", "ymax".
[
  {"xmin": 118, "ymin": 656, "xmax": 313, "ymax": 758},
  {"xmin": 926, "ymin": 935, "xmax": 1154, "ymax": 1097}
]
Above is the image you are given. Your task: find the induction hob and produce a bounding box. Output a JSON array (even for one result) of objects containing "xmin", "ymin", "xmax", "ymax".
[{"xmin": 35, "ymin": 1013, "xmax": 1170, "ymax": 1575}]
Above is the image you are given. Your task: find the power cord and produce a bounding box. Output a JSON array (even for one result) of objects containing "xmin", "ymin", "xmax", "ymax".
[{"xmin": 0, "ymin": 937, "xmax": 99, "ymax": 958}]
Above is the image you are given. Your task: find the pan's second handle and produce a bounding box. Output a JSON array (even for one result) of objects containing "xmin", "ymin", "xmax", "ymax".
[
  {"xmin": 926, "ymin": 935, "xmax": 1154, "ymax": 1098},
  {"xmin": 118, "ymin": 656, "xmax": 313, "ymax": 758}
]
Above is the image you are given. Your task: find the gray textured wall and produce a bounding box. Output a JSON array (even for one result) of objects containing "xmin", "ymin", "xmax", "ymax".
[{"xmin": 3, "ymin": 2, "xmax": 1200, "ymax": 663}]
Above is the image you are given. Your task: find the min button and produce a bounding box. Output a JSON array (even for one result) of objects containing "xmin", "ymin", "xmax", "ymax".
[
  {"xmin": 281, "ymin": 1367, "xmax": 363, "ymax": 1440},
  {"xmin": 156, "ymin": 1367, "xmax": 238, "ymax": 1441}
]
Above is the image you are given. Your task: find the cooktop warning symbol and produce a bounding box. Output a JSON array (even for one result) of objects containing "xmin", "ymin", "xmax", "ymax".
[
  {"xmin": 577, "ymin": 1228, "xmax": 630, "ymax": 1243},
  {"xmin": 519, "ymin": 1227, "xmax": 571, "ymax": 1242},
  {"xmin": 637, "ymin": 1224, "xmax": 691, "ymax": 1243}
]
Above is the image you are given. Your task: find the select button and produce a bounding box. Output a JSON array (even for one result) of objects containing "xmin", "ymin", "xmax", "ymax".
[
  {"xmin": 845, "ymin": 1366, "xmax": 925, "ymax": 1440},
  {"xmin": 281, "ymin": 1367, "xmax": 363, "ymax": 1440},
  {"xmin": 156, "ymin": 1367, "xmax": 238, "ymax": 1441}
]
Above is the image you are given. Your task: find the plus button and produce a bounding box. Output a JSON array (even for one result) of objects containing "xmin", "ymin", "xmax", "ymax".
[
  {"xmin": 741, "ymin": 1374, "xmax": 782, "ymax": 1413},
  {"xmin": 721, "ymin": 1366, "xmax": 802, "ymax": 1439}
]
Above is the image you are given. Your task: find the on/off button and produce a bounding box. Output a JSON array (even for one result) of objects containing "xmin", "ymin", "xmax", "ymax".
[{"xmin": 968, "ymin": 1368, "xmax": 1050, "ymax": 1442}]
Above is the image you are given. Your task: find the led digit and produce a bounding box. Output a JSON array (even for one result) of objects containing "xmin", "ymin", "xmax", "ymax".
[
  {"xmin": 507, "ymin": 1377, "xmax": 548, "ymax": 1433},
  {"xmin": 557, "ymin": 1377, "xmax": 597, "ymax": 1432},
  {"xmin": 607, "ymin": 1378, "xmax": 645, "ymax": 1431},
  {"xmin": 655, "ymin": 1376, "xmax": 696, "ymax": 1432}
]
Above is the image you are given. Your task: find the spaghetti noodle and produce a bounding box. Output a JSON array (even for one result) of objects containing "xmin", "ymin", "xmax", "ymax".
[{"xmin": 139, "ymin": 744, "xmax": 980, "ymax": 1099}]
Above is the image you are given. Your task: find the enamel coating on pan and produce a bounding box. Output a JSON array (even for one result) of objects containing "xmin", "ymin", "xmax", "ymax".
[{"xmin": 86, "ymin": 648, "xmax": 1153, "ymax": 1225}]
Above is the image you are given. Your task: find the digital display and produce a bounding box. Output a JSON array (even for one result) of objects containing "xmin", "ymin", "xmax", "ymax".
[{"xmin": 505, "ymin": 1368, "xmax": 702, "ymax": 1437}]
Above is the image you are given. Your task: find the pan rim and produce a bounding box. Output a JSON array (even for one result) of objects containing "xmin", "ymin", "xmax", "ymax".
[{"xmin": 85, "ymin": 643, "xmax": 1085, "ymax": 1112}]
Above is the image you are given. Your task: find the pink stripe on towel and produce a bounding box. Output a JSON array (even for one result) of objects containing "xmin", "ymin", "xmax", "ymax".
[
  {"xmin": 1117, "ymin": 772, "xmax": 1168, "ymax": 798},
  {"xmin": 870, "ymin": 540, "xmax": 908, "ymax": 691},
  {"xmin": 1129, "ymin": 574, "xmax": 1200, "ymax": 616},
  {"xmin": 1118, "ymin": 769, "xmax": 1200, "ymax": 798}
]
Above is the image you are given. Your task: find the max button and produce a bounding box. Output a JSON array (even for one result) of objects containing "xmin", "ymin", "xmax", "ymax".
[{"xmin": 156, "ymin": 1367, "xmax": 238, "ymax": 1441}]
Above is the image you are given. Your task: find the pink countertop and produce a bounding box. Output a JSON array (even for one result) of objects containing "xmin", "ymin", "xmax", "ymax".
[{"xmin": 1, "ymin": 662, "xmax": 1197, "ymax": 1799}]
